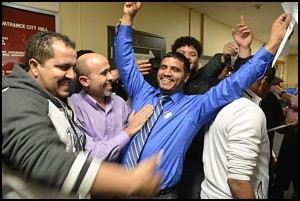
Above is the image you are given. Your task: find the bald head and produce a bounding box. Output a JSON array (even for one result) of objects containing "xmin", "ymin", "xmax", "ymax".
[
  {"xmin": 75, "ymin": 52, "xmax": 113, "ymax": 100},
  {"xmin": 76, "ymin": 53, "xmax": 109, "ymax": 76}
]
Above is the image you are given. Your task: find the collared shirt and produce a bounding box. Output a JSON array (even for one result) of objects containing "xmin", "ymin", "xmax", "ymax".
[
  {"xmin": 114, "ymin": 24, "xmax": 274, "ymax": 189},
  {"xmin": 201, "ymin": 89, "xmax": 269, "ymax": 199},
  {"xmin": 70, "ymin": 89, "xmax": 132, "ymax": 162}
]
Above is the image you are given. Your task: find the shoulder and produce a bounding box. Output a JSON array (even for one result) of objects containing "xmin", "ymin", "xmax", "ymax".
[
  {"xmin": 111, "ymin": 93, "xmax": 126, "ymax": 102},
  {"xmin": 111, "ymin": 93, "xmax": 131, "ymax": 111},
  {"xmin": 70, "ymin": 92, "xmax": 83, "ymax": 104},
  {"xmin": 2, "ymin": 88, "xmax": 51, "ymax": 127},
  {"xmin": 222, "ymin": 97, "xmax": 263, "ymax": 116},
  {"xmin": 3, "ymin": 87, "xmax": 48, "ymax": 110}
]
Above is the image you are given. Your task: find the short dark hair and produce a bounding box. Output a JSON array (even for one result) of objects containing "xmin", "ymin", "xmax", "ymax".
[
  {"xmin": 163, "ymin": 51, "xmax": 190, "ymax": 74},
  {"xmin": 234, "ymin": 55, "xmax": 275, "ymax": 84},
  {"xmin": 171, "ymin": 36, "xmax": 203, "ymax": 58},
  {"xmin": 264, "ymin": 66, "xmax": 276, "ymax": 84},
  {"xmin": 77, "ymin": 49, "xmax": 94, "ymax": 59},
  {"xmin": 25, "ymin": 31, "xmax": 76, "ymax": 67}
]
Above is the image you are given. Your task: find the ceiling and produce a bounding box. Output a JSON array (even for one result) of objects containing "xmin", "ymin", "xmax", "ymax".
[{"xmin": 175, "ymin": 2, "xmax": 298, "ymax": 55}]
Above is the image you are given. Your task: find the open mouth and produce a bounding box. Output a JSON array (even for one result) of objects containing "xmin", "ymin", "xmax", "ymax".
[
  {"xmin": 60, "ymin": 80, "xmax": 71, "ymax": 86},
  {"xmin": 160, "ymin": 78, "xmax": 173, "ymax": 84}
]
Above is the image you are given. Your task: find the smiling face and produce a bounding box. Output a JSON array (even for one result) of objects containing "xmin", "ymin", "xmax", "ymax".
[
  {"xmin": 171, "ymin": 36, "xmax": 202, "ymax": 73},
  {"xmin": 176, "ymin": 45, "xmax": 199, "ymax": 71},
  {"xmin": 77, "ymin": 53, "xmax": 113, "ymax": 102},
  {"xmin": 29, "ymin": 39, "xmax": 77, "ymax": 99},
  {"xmin": 157, "ymin": 56, "xmax": 189, "ymax": 95}
]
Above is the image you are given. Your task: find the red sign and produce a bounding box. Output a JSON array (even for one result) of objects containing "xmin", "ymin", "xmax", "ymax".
[{"xmin": 2, "ymin": 5, "xmax": 56, "ymax": 76}]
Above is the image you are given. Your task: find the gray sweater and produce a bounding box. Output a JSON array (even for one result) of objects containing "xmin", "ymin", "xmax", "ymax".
[{"xmin": 2, "ymin": 64, "xmax": 102, "ymax": 198}]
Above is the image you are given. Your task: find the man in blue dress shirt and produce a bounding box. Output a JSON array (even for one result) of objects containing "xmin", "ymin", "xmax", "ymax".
[{"xmin": 114, "ymin": 2, "xmax": 291, "ymax": 198}]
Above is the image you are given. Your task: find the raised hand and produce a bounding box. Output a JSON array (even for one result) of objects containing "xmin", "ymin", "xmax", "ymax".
[
  {"xmin": 231, "ymin": 16, "xmax": 253, "ymax": 58},
  {"xmin": 136, "ymin": 60, "xmax": 152, "ymax": 75},
  {"xmin": 122, "ymin": 2, "xmax": 143, "ymax": 25},
  {"xmin": 222, "ymin": 42, "xmax": 239, "ymax": 62},
  {"xmin": 232, "ymin": 16, "xmax": 253, "ymax": 50},
  {"xmin": 265, "ymin": 13, "xmax": 292, "ymax": 54}
]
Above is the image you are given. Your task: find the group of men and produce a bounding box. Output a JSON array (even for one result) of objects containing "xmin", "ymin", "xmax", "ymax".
[{"xmin": 2, "ymin": 2, "xmax": 294, "ymax": 199}]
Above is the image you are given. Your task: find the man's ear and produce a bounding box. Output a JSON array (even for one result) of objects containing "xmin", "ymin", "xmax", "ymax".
[
  {"xmin": 79, "ymin": 75, "xmax": 89, "ymax": 87},
  {"xmin": 261, "ymin": 76, "xmax": 269, "ymax": 86},
  {"xmin": 184, "ymin": 72, "xmax": 190, "ymax": 83},
  {"xmin": 28, "ymin": 59, "xmax": 39, "ymax": 77}
]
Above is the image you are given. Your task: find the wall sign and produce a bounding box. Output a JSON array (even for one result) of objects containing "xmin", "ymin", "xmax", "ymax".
[
  {"xmin": 2, "ymin": 2, "xmax": 59, "ymax": 76},
  {"xmin": 107, "ymin": 25, "xmax": 166, "ymax": 70}
]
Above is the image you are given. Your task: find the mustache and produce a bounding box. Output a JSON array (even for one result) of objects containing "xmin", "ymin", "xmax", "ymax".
[{"xmin": 60, "ymin": 78, "xmax": 72, "ymax": 84}]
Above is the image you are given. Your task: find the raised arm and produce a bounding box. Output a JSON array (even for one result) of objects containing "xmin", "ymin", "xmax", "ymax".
[
  {"xmin": 200, "ymin": 42, "xmax": 238, "ymax": 80},
  {"xmin": 197, "ymin": 13, "xmax": 291, "ymax": 125},
  {"xmin": 121, "ymin": 2, "xmax": 142, "ymax": 26},
  {"xmin": 264, "ymin": 13, "xmax": 291, "ymax": 54},
  {"xmin": 113, "ymin": 3, "xmax": 149, "ymax": 80},
  {"xmin": 232, "ymin": 15, "xmax": 253, "ymax": 58}
]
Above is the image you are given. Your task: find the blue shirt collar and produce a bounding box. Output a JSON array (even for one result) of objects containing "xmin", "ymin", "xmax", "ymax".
[{"xmin": 155, "ymin": 89, "xmax": 185, "ymax": 104}]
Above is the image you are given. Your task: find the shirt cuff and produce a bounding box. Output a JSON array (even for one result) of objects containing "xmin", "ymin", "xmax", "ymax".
[{"xmin": 114, "ymin": 130, "xmax": 131, "ymax": 149}]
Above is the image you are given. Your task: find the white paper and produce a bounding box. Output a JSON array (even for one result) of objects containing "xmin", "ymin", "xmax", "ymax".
[
  {"xmin": 267, "ymin": 123, "xmax": 295, "ymax": 132},
  {"xmin": 281, "ymin": 2, "xmax": 298, "ymax": 23},
  {"xmin": 272, "ymin": 2, "xmax": 298, "ymax": 67}
]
